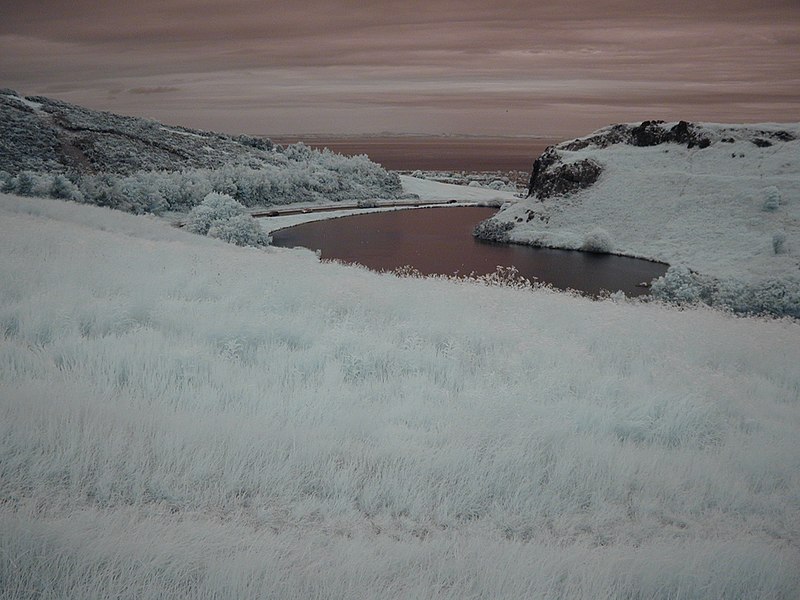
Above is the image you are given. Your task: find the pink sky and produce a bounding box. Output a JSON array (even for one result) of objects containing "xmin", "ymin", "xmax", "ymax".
[{"xmin": 1, "ymin": 0, "xmax": 798, "ymax": 136}]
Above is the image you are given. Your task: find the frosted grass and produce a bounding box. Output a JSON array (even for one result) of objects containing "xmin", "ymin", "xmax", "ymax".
[{"xmin": 1, "ymin": 194, "xmax": 799, "ymax": 598}]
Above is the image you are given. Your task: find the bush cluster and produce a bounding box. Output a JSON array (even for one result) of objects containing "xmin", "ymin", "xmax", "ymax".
[
  {"xmin": 0, "ymin": 143, "xmax": 403, "ymax": 216},
  {"xmin": 650, "ymin": 265, "xmax": 800, "ymax": 318},
  {"xmin": 185, "ymin": 192, "xmax": 270, "ymax": 247}
]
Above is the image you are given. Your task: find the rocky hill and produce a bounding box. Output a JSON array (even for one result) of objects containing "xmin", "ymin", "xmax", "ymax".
[
  {"xmin": 475, "ymin": 120, "xmax": 800, "ymax": 316},
  {"xmin": 0, "ymin": 89, "xmax": 282, "ymax": 175},
  {"xmin": 0, "ymin": 90, "xmax": 404, "ymax": 211}
]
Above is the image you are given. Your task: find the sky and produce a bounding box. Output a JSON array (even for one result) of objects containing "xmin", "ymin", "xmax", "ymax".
[{"xmin": 1, "ymin": 0, "xmax": 799, "ymax": 137}]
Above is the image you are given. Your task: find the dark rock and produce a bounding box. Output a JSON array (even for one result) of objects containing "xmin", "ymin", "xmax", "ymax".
[
  {"xmin": 527, "ymin": 149, "xmax": 601, "ymax": 200},
  {"xmin": 669, "ymin": 121, "xmax": 694, "ymax": 144},
  {"xmin": 562, "ymin": 138, "xmax": 591, "ymax": 151},
  {"xmin": 630, "ymin": 120, "xmax": 669, "ymax": 146},
  {"xmin": 721, "ymin": 137, "xmax": 735, "ymax": 143},
  {"xmin": 752, "ymin": 138, "xmax": 773, "ymax": 147},
  {"xmin": 526, "ymin": 146, "xmax": 559, "ymax": 197},
  {"xmin": 561, "ymin": 124, "xmax": 628, "ymax": 150},
  {"xmin": 769, "ymin": 130, "xmax": 795, "ymax": 142}
]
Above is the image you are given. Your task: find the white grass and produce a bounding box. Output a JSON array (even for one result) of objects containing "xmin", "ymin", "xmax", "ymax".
[{"xmin": 1, "ymin": 193, "xmax": 799, "ymax": 599}]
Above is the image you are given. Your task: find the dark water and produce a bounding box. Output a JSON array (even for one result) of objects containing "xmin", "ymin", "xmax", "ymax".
[{"xmin": 270, "ymin": 207, "xmax": 669, "ymax": 296}]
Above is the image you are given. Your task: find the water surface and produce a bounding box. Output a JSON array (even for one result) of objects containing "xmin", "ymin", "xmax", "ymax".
[{"xmin": 270, "ymin": 207, "xmax": 668, "ymax": 296}]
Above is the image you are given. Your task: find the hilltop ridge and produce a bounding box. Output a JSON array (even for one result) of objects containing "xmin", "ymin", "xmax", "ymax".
[{"xmin": 0, "ymin": 89, "xmax": 278, "ymax": 175}]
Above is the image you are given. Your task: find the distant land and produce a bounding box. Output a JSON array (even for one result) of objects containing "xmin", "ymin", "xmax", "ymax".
[{"xmin": 269, "ymin": 135, "xmax": 561, "ymax": 172}]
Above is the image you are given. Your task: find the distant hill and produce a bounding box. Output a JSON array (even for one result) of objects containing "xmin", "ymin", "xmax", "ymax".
[
  {"xmin": 0, "ymin": 89, "xmax": 279, "ymax": 175},
  {"xmin": 0, "ymin": 90, "xmax": 404, "ymax": 211}
]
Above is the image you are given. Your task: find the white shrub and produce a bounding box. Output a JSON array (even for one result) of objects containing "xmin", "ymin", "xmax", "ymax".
[
  {"xmin": 207, "ymin": 213, "xmax": 270, "ymax": 247},
  {"xmin": 185, "ymin": 192, "xmax": 246, "ymax": 235},
  {"xmin": 185, "ymin": 192, "xmax": 269, "ymax": 247},
  {"xmin": 762, "ymin": 186, "xmax": 781, "ymax": 211},
  {"xmin": 651, "ymin": 265, "xmax": 800, "ymax": 318},
  {"xmin": 50, "ymin": 174, "xmax": 84, "ymax": 202},
  {"xmin": 31, "ymin": 173, "xmax": 54, "ymax": 197},
  {"xmin": 1, "ymin": 142, "xmax": 402, "ymax": 215},
  {"xmin": 650, "ymin": 265, "xmax": 706, "ymax": 304},
  {"xmin": 13, "ymin": 171, "xmax": 37, "ymax": 196},
  {"xmin": 581, "ymin": 227, "xmax": 613, "ymax": 253}
]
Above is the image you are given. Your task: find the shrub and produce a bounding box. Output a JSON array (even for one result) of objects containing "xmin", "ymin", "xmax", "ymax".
[
  {"xmin": 773, "ymin": 232, "xmax": 787, "ymax": 255},
  {"xmin": 0, "ymin": 141, "xmax": 403, "ymax": 214},
  {"xmin": 185, "ymin": 192, "xmax": 269, "ymax": 247},
  {"xmin": 50, "ymin": 174, "xmax": 83, "ymax": 202},
  {"xmin": 762, "ymin": 186, "xmax": 781, "ymax": 211},
  {"xmin": 207, "ymin": 213, "xmax": 271, "ymax": 247},
  {"xmin": 650, "ymin": 266, "xmax": 707, "ymax": 304},
  {"xmin": 473, "ymin": 218, "xmax": 514, "ymax": 243},
  {"xmin": 650, "ymin": 265, "xmax": 800, "ymax": 318},
  {"xmin": 186, "ymin": 192, "xmax": 246, "ymax": 235},
  {"xmin": 14, "ymin": 171, "xmax": 36, "ymax": 196},
  {"xmin": 0, "ymin": 170, "xmax": 12, "ymax": 192},
  {"xmin": 581, "ymin": 227, "xmax": 613, "ymax": 253}
]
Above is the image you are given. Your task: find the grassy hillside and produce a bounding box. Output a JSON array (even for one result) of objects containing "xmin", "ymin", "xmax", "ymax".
[
  {"xmin": 1, "ymin": 193, "xmax": 798, "ymax": 598},
  {"xmin": 477, "ymin": 121, "xmax": 800, "ymax": 316}
]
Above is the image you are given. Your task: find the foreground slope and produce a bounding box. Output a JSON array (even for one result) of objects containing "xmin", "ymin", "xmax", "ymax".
[
  {"xmin": 478, "ymin": 121, "xmax": 800, "ymax": 286},
  {"xmin": 1, "ymin": 193, "xmax": 799, "ymax": 599}
]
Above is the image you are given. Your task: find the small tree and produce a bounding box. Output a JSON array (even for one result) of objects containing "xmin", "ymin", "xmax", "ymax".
[
  {"xmin": 14, "ymin": 171, "xmax": 36, "ymax": 196},
  {"xmin": 0, "ymin": 170, "xmax": 12, "ymax": 193},
  {"xmin": 50, "ymin": 174, "xmax": 83, "ymax": 201}
]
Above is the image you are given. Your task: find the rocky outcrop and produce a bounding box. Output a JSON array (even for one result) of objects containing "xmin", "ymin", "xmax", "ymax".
[
  {"xmin": 525, "ymin": 120, "xmax": 797, "ymax": 199},
  {"xmin": 527, "ymin": 150, "xmax": 601, "ymax": 200},
  {"xmin": 560, "ymin": 120, "xmax": 710, "ymax": 152}
]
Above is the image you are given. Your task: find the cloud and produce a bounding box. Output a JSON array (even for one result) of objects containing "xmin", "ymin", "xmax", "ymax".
[
  {"xmin": 128, "ymin": 86, "xmax": 181, "ymax": 95},
  {"xmin": 1, "ymin": 1, "xmax": 798, "ymax": 135}
]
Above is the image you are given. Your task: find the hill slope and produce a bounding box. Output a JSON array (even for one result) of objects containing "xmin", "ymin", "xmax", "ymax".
[
  {"xmin": 1, "ymin": 192, "xmax": 799, "ymax": 598},
  {"xmin": 0, "ymin": 89, "xmax": 282, "ymax": 175},
  {"xmin": 475, "ymin": 120, "xmax": 800, "ymax": 314}
]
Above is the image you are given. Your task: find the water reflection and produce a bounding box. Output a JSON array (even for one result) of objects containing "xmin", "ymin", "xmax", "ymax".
[{"xmin": 270, "ymin": 207, "xmax": 668, "ymax": 296}]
